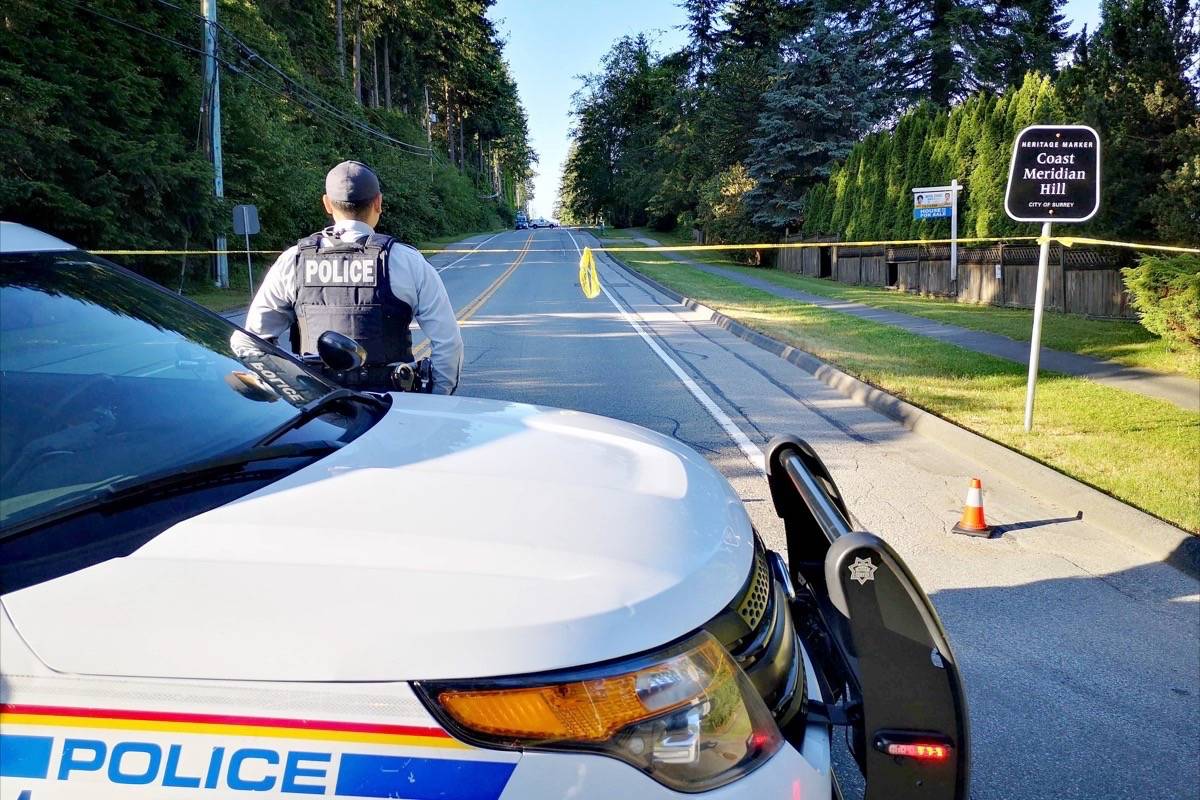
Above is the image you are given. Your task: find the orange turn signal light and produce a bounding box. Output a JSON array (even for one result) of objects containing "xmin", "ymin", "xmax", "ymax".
[{"xmin": 437, "ymin": 638, "xmax": 731, "ymax": 742}]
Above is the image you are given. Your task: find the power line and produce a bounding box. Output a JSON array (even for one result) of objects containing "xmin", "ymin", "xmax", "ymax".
[
  {"xmin": 147, "ymin": 0, "xmax": 433, "ymax": 155},
  {"xmin": 56, "ymin": 0, "xmax": 433, "ymax": 157},
  {"xmin": 57, "ymin": 0, "xmax": 211, "ymax": 58},
  {"xmin": 230, "ymin": 47, "xmax": 433, "ymax": 155}
]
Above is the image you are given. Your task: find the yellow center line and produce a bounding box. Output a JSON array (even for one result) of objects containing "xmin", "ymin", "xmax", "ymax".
[{"xmin": 413, "ymin": 232, "xmax": 535, "ymax": 359}]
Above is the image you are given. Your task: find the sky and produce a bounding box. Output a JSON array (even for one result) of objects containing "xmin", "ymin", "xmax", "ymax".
[{"xmin": 489, "ymin": 0, "xmax": 1104, "ymax": 220}]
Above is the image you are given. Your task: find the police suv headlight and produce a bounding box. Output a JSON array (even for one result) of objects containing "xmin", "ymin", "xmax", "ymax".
[{"xmin": 415, "ymin": 632, "xmax": 783, "ymax": 792}]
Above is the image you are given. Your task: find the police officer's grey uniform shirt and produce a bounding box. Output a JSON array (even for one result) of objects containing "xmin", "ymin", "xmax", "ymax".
[{"xmin": 243, "ymin": 220, "xmax": 463, "ymax": 395}]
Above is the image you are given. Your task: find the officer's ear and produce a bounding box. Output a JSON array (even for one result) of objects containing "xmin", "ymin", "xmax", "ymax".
[
  {"xmin": 372, "ymin": 194, "xmax": 383, "ymax": 214},
  {"xmin": 322, "ymin": 194, "xmax": 335, "ymax": 216}
]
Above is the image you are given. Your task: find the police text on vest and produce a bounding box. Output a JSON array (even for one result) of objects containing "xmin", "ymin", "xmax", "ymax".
[{"xmin": 304, "ymin": 257, "xmax": 377, "ymax": 286}]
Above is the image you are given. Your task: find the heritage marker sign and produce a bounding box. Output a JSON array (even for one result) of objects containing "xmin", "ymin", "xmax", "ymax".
[
  {"xmin": 1004, "ymin": 125, "xmax": 1100, "ymax": 223},
  {"xmin": 1005, "ymin": 124, "xmax": 1102, "ymax": 432}
]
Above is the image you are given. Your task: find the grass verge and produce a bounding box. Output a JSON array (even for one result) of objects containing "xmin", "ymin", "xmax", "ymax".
[
  {"xmin": 611, "ymin": 247, "xmax": 1200, "ymax": 532},
  {"xmin": 591, "ymin": 226, "xmax": 642, "ymax": 241},
  {"xmin": 182, "ymin": 268, "xmax": 260, "ymax": 313},
  {"xmin": 624, "ymin": 228, "xmax": 1198, "ymax": 379}
]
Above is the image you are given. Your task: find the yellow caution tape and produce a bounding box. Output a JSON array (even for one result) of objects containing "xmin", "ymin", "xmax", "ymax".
[
  {"xmin": 1052, "ymin": 237, "xmax": 1200, "ymax": 254},
  {"xmin": 578, "ymin": 247, "xmax": 601, "ymax": 299},
  {"xmin": 88, "ymin": 235, "xmax": 1200, "ymax": 259},
  {"xmin": 91, "ymin": 249, "xmax": 284, "ymax": 256},
  {"xmin": 91, "ymin": 248, "xmax": 508, "ymax": 256},
  {"xmin": 595, "ymin": 235, "xmax": 1041, "ymax": 252},
  {"xmin": 92, "ymin": 247, "xmax": 594, "ymax": 255}
]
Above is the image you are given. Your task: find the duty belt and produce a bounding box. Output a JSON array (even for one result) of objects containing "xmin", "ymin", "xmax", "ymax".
[{"xmin": 327, "ymin": 361, "xmax": 433, "ymax": 393}]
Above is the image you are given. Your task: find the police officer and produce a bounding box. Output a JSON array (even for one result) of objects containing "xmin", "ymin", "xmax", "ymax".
[{"xmin": 242, "ymin": 161, "xmax": 463, "ymax": 394}]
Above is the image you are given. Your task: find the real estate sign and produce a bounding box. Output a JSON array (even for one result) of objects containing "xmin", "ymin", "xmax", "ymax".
[{"xmin": 913, "ymin": 188, "xmax": 954, "ymax": 219}]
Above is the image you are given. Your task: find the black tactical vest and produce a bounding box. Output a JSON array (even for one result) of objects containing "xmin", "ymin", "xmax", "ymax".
[{"xmin": 293, "ymin": 232, "xmax": 414, "ymax": 366}]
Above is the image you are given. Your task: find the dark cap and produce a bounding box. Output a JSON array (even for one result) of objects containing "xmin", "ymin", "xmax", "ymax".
[{"xmin": 325, "ymin": 160, "xmax": 381, "ymax": 204}]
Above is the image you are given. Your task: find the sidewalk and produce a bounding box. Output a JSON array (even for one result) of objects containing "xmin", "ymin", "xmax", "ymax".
[{"xmin": 634, "ymin": 237, "xmax": 1200, "ymax": 412}]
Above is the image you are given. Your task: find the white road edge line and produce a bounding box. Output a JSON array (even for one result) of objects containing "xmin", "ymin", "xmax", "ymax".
[
  {"xmin": 435, "ymin": 230, "xmax": 506, "ymax": 273},
  {"xmin": 564, "ymin": 230, "xmax": 766, "ymax": 476}
]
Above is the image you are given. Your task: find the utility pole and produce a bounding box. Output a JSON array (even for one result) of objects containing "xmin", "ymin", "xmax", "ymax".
[
  {"xmin": 383, "ymin": 35, "xmax": 392, "ymax": 110},
  {"xmin": 201, "ymin": 0, "xmax": 228, "ymax": 287}
]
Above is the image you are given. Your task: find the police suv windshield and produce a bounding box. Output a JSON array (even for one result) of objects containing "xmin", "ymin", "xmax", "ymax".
[{"xmin": 0, "ymin": 251, "xmax": 342, "ymax": 529}]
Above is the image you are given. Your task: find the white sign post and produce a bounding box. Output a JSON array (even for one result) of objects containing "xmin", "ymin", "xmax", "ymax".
[
  {"xmin": 912, "ymin": 181, "xmax": 960, "ymax": 281},
  {"xmin": 950, "ymin": 179, "xmax": 958, "ymax": 282},
  {"xmin": 1024, "ymin": 220, "xmax": 1053, "ymax": 432},
  {"xmin": 1004, "ymin": 125, "xmax": 1101, "ymax": 432}
]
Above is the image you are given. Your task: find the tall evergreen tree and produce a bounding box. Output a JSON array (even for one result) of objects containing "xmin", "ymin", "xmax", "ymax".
[
  {"xmin": 745, "ymin": 8, "xmax": 883, "ymax": 229},
  {"xmin": 840, "ymin": 0, "xmax": 1071, "ymax": 107},
  {"xmin": 1059, "ymin": 0, "xmax": 1199, "ymax": 240},
  {"xmin": 682, "ymin": 0, "xmax": 726, "ymax": 86},
  {"xmin": 0, "ymin": 0, "xmax": 535, "ymax": 268},
  {"xmin": 692, "ymin": 1, "xmax": 796, "ymax": 172}
]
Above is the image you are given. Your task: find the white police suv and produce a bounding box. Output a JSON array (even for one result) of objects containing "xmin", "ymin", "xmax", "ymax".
[{"xmin": 0, "ymin": 222, "xmax": 970, "ymax": 799}]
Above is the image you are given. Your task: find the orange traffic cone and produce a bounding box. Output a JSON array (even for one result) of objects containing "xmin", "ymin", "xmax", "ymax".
[{"xmin": 952, "ymin": 478, "xmax": 993, "ymax": 538}]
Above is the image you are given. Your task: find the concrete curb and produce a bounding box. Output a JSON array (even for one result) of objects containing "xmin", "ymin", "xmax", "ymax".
[{"xmin": 597, "ymin": 249, "xmax": 1199, "ymax": 577}]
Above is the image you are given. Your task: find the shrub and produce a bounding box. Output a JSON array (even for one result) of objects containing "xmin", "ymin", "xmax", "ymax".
[
  {"xmin": 1123, "ymin": 254, "xmax": 1200, "ymax": 349},
  {"xmin": 697, "ymin": 164, "xmax": 772, "ymax": 265}
]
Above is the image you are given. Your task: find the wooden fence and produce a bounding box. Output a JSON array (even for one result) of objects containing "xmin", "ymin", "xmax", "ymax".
[{"xmin": 777, "ymin": 235, "xmax": 1136, "ymax": 319}]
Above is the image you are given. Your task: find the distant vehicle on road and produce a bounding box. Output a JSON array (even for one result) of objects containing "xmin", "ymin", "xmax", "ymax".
[
  {"xmin": 0, "ymin": 221, "xmax": 970, "ymax": 800},
  {"xmin": 514, "ymin": 212, "xmax": 528, "ymax": 229}
]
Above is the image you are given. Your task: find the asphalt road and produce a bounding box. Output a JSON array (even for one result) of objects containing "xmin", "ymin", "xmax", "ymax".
[{"xmin": 422, "ymin": 227, "xmax": 1199, "ymax": 800}]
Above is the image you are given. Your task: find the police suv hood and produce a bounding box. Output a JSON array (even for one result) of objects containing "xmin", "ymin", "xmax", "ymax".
[{"xmin": 3, "ymin": 395, "xmax": 753, "ymax": 681}]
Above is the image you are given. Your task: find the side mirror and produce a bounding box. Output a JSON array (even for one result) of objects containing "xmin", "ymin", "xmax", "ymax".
[{"xmin": 316, "ymin": 330, "xmax": 367, "ymax": 372}]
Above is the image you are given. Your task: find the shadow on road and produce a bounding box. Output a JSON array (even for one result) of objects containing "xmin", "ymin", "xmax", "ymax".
[
  {"xmin": 993, "ymin": 511, "xmax": 1085, "ymax": 535},
  {"xmin": 835, "ymin": 539, "xmax": 1198, "ymax": 800}
]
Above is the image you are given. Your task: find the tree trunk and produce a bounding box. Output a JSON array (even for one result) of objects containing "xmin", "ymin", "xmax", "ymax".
[
  {"xmin": 370, "ymin": 38, "xmax": 380, "ymax": 108},
  {"xmin": 352, "ymin": 10, "xmax": 362, "ymax": 103},
  {"xmin": 335, "ymin": 0, "xmax": 345, "ymax": 79},
  {"xmin": 458, "ymin": 112, "xmax": 465, "ymax": 171},
  {"xmin": 444, "ymin": 80, "xmax": 454, "ymax": 164},
  {"xmin": 383, "ymin": 35, "xmax": 392, "ymax": 110},
  {"xmin": 424, "ymin": 84, "xmax": 432, "ymax": 144}
]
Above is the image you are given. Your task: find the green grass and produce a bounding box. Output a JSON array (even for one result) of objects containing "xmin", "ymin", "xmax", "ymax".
[
  {"xmin": 181, "ymin": 265, "xmax": 261, "ymax": 313},
  {"xmin": 590, "ymin": 226, "xmax": 643, "ymax": 241},
  {"xmin": 626, "ymin": 229, "xmax": 1199, "ymax": 378},
  {"xmin": 183, "ymin": 286, "xmax": 254, "ymax": 313},
  {"xmin": 613, "ymin": 250, "xmax": 1200, "ymax": 532}
]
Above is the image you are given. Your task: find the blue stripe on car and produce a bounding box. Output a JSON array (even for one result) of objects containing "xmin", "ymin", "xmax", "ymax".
[
  {"xmin": 334, "ymin": 753, "xmax": 515, "ymax": 800},
  {"xmin": 0, "ymin": 734, "xmax": 54, "ymax": 779}
]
